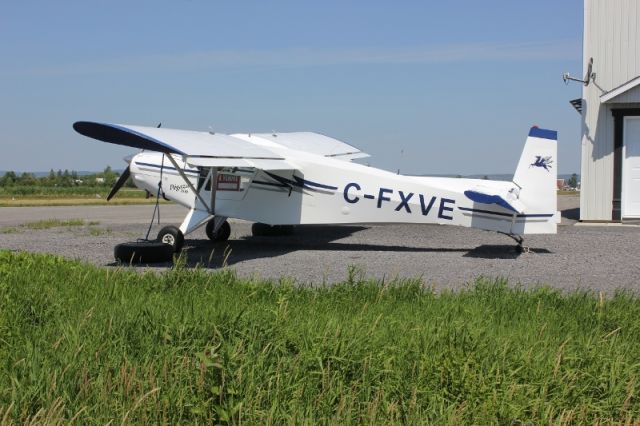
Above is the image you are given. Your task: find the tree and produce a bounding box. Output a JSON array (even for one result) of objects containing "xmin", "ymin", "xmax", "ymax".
[
  {"xmin": 102, "ymin": 166, "xmax": 117, "ymax": 186},
  {"xmin": 18, "ymin": 172, "xmax": 37, "ymax": 186},
  {"xmin": 567, "ymin": 173, "xmax": 578, "ymax": 189},
  {"xmin": 0, "ymin": 171, "xmax": 17, "ymax": 186}
]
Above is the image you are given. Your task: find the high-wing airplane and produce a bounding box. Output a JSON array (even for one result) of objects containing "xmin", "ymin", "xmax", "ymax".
[{"xmin": 73, "ymin": 122, "xmax": 559, "ymax": 257}]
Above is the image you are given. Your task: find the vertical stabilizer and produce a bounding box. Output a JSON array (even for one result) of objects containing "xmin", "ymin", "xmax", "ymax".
[{"xmin": 513, "ymin": 127, "xmax": 558, "ymax": 215}]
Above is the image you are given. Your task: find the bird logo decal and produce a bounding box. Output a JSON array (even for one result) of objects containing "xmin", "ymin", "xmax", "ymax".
[{"xmin": 530, "ymin": 156, "xmax": 553, "ymax": 172}]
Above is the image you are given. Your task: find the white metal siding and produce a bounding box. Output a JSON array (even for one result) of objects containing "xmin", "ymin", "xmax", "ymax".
[
  {"xmin": 581, "ymin": 0, "xmax": 640, "ymax": 220},
  {"xmin": 610, "ymin": 87, "xmax": 640, "ymax": 104}
]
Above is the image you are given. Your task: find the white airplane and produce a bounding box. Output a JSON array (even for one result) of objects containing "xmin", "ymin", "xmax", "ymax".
[{"xmin": 73, "ymin": 122, "xmax": 559, "ymax": 258}]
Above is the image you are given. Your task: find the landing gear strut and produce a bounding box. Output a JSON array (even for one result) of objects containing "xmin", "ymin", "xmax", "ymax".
[{"xmin": 499, "ymin": 232, "xmax": 526, "ymax": 253}]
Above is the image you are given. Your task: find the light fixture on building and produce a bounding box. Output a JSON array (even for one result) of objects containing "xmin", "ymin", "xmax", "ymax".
[{"xmin": 563, "ymin": 57, "xmax": 596, "ymax": 86}]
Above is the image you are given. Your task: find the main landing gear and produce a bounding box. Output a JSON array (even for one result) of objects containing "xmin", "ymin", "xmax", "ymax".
[
  {"xmin": 157, "ymin": 225, "xmax": 185, "ymax": 253},
  {"xmin": 156, "ymin": 219, "xmax": 231, "ymax": 253},
  {"xmin": 206, "ymin": 219, "xmax": 231, "ymax": 242},
  {"xmin": 116, "ymin": 219, "xmax": 292, "ymax": 264}
]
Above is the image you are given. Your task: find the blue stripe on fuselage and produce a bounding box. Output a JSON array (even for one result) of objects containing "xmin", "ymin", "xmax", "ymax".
[
  {"xmin": 134, "ymin": 161, "xmax": 199, "ymax": 177},
  {"xmin": 264, "ymin": 171, "xmax": 337, "ymax": 191}
]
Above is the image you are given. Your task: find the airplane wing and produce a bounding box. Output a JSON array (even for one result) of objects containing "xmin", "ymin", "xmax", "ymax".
[
  {"xmin": 73, "ymin": 122, "xmax": 295, "ymax": 170},
  {"xmin": 240, "ymin": 132, "xmax": 369, "ymax": 161}
]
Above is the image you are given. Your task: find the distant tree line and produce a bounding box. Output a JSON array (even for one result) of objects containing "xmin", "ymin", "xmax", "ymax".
[{"xmin": 0, "ymin": 166, "xmax": 134, "ymax": 188}]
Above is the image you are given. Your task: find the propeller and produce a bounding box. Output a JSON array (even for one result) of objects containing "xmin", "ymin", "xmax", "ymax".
[
  {"xmin": 106, "ymin": 123, "xmax": 159, "ymax": 201},
  {"xmin": 106, "ymin": 166, "xmax": 131, "ymax": 201}
]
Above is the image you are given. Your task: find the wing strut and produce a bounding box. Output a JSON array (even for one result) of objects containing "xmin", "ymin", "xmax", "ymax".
[
  {"xmin": 165, "ymin": 155, "xmax": 213, "ymax": 213},
  {"xmin": 210, "ymin": 168, "xmax": 218, "ymax": 214}
]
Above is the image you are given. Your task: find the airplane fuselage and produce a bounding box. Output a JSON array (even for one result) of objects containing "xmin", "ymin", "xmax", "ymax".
[{"xmin": 129, "ymin": 149, "xmax": 558, "ymax": 236}]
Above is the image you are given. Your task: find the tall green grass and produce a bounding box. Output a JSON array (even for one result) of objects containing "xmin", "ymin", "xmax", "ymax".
[{"xmin": 0, "ymin": 251, "xmax": 639, "ymax": 424}]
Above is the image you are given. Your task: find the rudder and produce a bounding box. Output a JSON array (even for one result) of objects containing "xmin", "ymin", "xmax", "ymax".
[{"xmin": 513, "ymin": 127, "xmax": 557, "ymax": 216}]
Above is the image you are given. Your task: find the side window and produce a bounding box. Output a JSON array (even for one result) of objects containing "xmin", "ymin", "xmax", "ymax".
[{"xmin": 197, "ymin": 169, "xmax": 208, "ymax": 192}]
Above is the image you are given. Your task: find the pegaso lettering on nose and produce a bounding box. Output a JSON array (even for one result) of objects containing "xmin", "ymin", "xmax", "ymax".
[{"xmin": 343, "ymin": 182, "xmax": 455, "ymax": 220}]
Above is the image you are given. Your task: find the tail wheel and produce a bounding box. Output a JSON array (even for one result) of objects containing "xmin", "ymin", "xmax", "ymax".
[
  {"xmin": 206, "ymin": 220, "xmax": 231, "ymax": 242},
  {"xmin": 156, "ymin": 225, "xmax": 184, "ymax": 253}
]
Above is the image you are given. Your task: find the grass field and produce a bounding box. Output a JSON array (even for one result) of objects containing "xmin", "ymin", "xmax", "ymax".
[
  {"xmin": 1, "ymin": 252, "xmax": 639, "ymax": 424},
  {"xmin": 0, "ymin": 198, "xmax": 168, "ymax": 207},
  {"xmin": 0, "ymin": 187, "xmax": 171, "ymax": 207},
  {"xmin": 1, "ymin": 219, "xmax": 101, "ymax": 234},
  {"xmin": 0, "ymin": 186, "xmax": 147, "ymax": 198}
]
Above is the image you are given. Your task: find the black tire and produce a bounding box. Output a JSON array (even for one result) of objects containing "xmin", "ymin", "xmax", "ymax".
[
  {"xmin": 114, "ymin": 241, "xmax": 174, "ymax": 264},
  {"xmin": 156, "ymin": 225, "xmax": 184, "ymax": 252},
  {"xmin": 251, "ymin": 223, "xmax": 295, "ymax": 237},
  {"xmin": 206, "ymin": 220, "xmax": 231, "ymax": 242}
]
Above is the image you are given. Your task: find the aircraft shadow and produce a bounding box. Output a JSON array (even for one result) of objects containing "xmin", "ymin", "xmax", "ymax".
[
  {"xmin": 151, "ymin": 226, "xmax": 554, "ymax": 267},
  {"xmin": 464, "ymin": 245, "xmax": 552, "ymax": 259},
  {"xmin": 109, "ymin": 225, "xmax": 552, "ymax": 268}
]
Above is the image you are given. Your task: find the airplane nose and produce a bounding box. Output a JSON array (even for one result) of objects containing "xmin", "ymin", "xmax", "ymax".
[{"xmin": 123, "ymin": 153, "xmax": 135, "ymax": 164}]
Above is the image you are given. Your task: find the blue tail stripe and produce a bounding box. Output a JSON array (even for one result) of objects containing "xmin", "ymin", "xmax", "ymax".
[{"xmin": 528, "ymin": 127, "xmax": 557, "ymax": 140}]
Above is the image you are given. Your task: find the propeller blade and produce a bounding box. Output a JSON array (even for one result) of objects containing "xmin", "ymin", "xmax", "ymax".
[{"xmin": 107, "ymin": 166, "xmax": 130, "ymax": 201}]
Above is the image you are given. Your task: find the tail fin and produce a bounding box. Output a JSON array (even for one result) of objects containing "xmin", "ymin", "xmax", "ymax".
[{"xmin": 513, "ymin": 127, "xmax": 557, "ymax": 215}]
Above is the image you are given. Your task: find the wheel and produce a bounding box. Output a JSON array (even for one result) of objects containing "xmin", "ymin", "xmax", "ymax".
[
  {"xmin": 156, "ymin": 225, "xmax": 184, "ymax": 253},
  {"xmin": 206, "ymin": 220, "xmax": 231, "ymax": 242},
  {"xmin": 114, "ymin": 241, "xmax": 174, "ymax": 264},
  {"xmin": 251, "ymin": 223, "xmax": 295, "ymax": 236}
]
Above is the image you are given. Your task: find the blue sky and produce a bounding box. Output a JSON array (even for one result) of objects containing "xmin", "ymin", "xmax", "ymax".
[{"xmin": 0, "ymin": 0, "xmax": 583, "ymax": 174}]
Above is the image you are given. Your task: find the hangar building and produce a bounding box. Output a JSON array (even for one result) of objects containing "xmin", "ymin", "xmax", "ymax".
[{"xmin": 577, "ymin": 0, "xmax": 640, "ymax": 221}]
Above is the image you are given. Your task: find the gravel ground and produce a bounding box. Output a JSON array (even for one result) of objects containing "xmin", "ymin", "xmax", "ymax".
[{"xmin": 2, "ymin": 194, "xmax": 639, "ymax": 293}]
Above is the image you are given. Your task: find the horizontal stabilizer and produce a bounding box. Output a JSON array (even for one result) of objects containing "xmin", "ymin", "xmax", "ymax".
[{"xmin": 464, "ymin": 189, "xmax": 524, "ymax": 214}]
